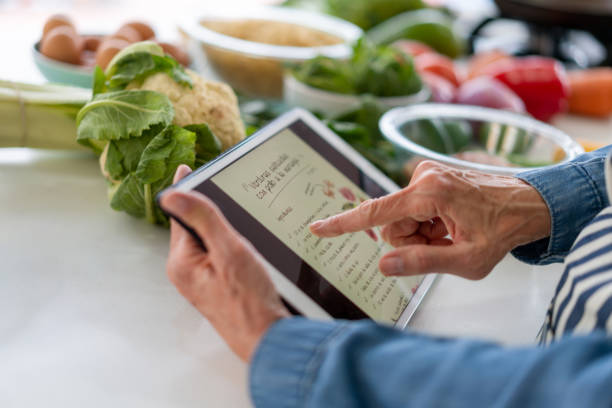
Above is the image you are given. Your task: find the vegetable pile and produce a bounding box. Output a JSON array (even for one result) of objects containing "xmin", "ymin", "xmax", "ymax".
[
  {"xmin": 76, "ymin": 41, "xmax": 245, "ymax": 225},
  {"xmin": 290, "ymin": 38, "xmax": 422, "ymax": 97}
]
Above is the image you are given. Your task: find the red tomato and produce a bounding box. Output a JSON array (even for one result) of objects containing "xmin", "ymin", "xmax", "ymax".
[
  {"xmin": 421, "ymin": 72, "xmax": 456, "ymax": 103},
  {"xmin": 478, "ymin": 57, "xmax": 569, "ymax": 121},
  {"xmin": 391, "ymin": 39, "xmax": 434, "ymax": 57},
  {"xmin": 415, "ymin": 53, "xmax": 461, "ymax": 87}
]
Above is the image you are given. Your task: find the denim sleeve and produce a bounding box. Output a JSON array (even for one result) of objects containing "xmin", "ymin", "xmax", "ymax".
[
  {"xmin": 250, "ymin": 318, "xmax": 612, "ymax": 408},
  {"xmin": 511, "ymin": 146, "xmax": 611, "ymax": 265}
]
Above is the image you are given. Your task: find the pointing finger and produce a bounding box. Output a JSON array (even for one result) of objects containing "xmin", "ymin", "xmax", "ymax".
[{"xmin": 311, "ymin": 190, "xmax": 436, "ymax": 238}]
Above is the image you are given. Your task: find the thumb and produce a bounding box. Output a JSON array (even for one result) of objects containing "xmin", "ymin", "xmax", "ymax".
[
  {"xmin": 161, "ymin": 190, "xmax": 238, "ymax": 256},
  {"xmin": 379, "ymin": 243, "xmax": 469, "ymax": 277}
]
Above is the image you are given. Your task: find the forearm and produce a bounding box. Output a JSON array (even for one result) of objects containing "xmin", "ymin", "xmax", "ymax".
[
  {"xmin": 250, "ymin": 318, "xmax": 612, "ymax": 408},
  {"xmin": 512, "ymin": 146, "xmax": 611, "ymax": 265}
]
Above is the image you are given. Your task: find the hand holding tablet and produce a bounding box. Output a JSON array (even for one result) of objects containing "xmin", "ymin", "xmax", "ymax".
[
  {"xmin": 158, "ymin": 109, "xmax": 435, "ymax": 328},
  {"xmin": 162, "ymin": 165, "xmax": 289, "ymax": 362}
]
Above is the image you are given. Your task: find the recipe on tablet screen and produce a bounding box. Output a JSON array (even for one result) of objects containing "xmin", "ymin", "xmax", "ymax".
[{"xmin": 212, "ymin": 128, "xmax": 424, "ymax": 323}]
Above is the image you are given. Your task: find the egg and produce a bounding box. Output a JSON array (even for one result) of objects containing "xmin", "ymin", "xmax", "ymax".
[
  {"xmin": 112, "ymin": 25, "xmax": 142, "ymax": 43},
  {"xmin": 122, "ymin": 21, "xmax": 155, "ymax": 40},
  {"xmin": 40, "ymin": 26, "xmax": 81, "ymax": 65},
  {"xmin": 158, "ymin": 42, "xmax": 191, "ymax": 66},
  {"xmin": 95, "ymin": 38, "xmax": 130, "ymax": 69},
  {"xmin": 42, "ymin": 14, "xmax": 76, "ymax": 38},
  {"xmin": 82, "ymin": 35, "xmax": 102, "ymax": 52}
]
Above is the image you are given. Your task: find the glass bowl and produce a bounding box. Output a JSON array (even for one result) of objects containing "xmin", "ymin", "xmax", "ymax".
[
  {"xmin": 379, "ymin": 104, "xmax": 584, "ymax": 176},
  {"xmin": 179, "ymin": 7, "xmax": 362, "ymax": 99}
]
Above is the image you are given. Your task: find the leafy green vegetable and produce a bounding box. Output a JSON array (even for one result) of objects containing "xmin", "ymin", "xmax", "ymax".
[
  {"xmin": 76, "ymin": 41, "xmax": 228, "ymax": 225},
  {"xmin": 327, "ymin": 0, "xmax": 426, "ymax": 30},
  {"xmin": 282, "ymin": 0, "xmax": 427, "ymax": 30},
  {"xmin": 107, "ymin": 125, "xmax": 197, "ymax": 225},
  {"xmin": 106, "ymin": 53, "xmax": 192, "ymax": 91},
  {"xmin": 184, "ymin": 124, "xmax": 222, "ymax": 167},
  {"xmin": 367, "ymin": 9, "xmax": 463, "ymax": 58},
  {"xmin": 327, "ymin": 98, "xmax": 410, "ymax": 185},
  {"xmin": 290, "ymin": 38, "xmax": 422, "ymax": 97},
  {"xmin": 403, "ymin": 119, "xmax": 473, "ymax": 154},
  {"xmin": 76, "ymin": 90, "xmax": 174, "ymax": 151},
  {"xmin": 93, "ymin": 42, "xmax": 192, "ymax": 95}
]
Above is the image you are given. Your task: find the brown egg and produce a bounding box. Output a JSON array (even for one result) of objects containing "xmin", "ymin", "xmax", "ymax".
[
  {"xmin": 42, "ymin": 14, "xmax": 76, "ymax": 39},
  {"xmin": 40, "ymin": 26, "xmax": 81, "ymax": 65},
  {"xmin": 158, "ymin": 42, "xmax": 191, "ymax": 66},
  {"xmin": 95, "ymin": 38, "xmax": 130, "ymax": 69},
  {"xmin": 82, "ymin": 35, "xmax": 102, "ymax": 52},
  {"xmin": 122, "ymin": 21, "xmax": 155, "ymax": 40},
  {"xmin": 112, "ymin": 25, "xmax": 142, "ymax": 43}
]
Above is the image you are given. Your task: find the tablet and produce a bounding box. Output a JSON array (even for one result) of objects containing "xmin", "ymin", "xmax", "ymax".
[{"xmin": 158, "ymin": 108, "xmax": 435, "ymax": 328}]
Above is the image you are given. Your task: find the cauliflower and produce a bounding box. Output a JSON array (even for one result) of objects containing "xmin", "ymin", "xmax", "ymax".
[{"xmin": 129, "ymin": 70, "xmax": 245, "ymax": 150}]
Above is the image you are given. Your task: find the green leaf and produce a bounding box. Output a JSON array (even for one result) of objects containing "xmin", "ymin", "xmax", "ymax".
[
  {"xmin": 134, "ymin": 134, "xmax": 176, "ymax": 184},
  {"xmin": 404, "ymin": 118, "xmax": 454, "ymax": 154},
  {"xmin": 110, "ymin": 173, "xmax": 146, "ymax": 218},
  {"xmin": 107, "ymin": 53, "xmax": 192, "ymax": 91},
  {"xmin": 184, "ymin": 124, "xmax": 222, "ymax": 163},
  {"xmin": 149, "ymin": 126, "xmax": 196, "ymax": 192},
  {"xmin": 366, "ymin": 8, "xmax": 463, "ymax": 58},
  {"xmin": 92, "ymin": 66, "xmax": 107, "ymax": 96},
  {"xmin": 105, "ymin": 41, "xmax": 165, "ymax": 77},
  {"xmin": 327, "ymin": 0, "xmax": 426, "ymax": 30},
  {"xmin": 289, "ymin": 37, "xmax": 421, "ymax": 97},
  {"xmin": 109, "ymin": 125, "xmax": 196, "ymax": 225},
  {"xmin": 442, "ymin": 120, "xmax": 472, "ymax": 152},
  {"xmin": 76, "ymin": 90, "xmax": 174, "ymax": 143},
  {"xmin": 104, "ymin": 141, "xmax": 125, "ymax": 180}
]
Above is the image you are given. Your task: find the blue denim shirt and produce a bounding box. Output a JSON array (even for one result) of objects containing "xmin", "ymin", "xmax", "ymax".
[
  {"xmin": 250, "ymin": 148, "xmax": 612, "ymax": 408},
  {"xmin": 512, "ymin": 146, "xmax": 611, "ymax": 264}
]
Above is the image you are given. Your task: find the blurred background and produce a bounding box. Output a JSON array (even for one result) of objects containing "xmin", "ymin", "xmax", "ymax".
[{"xmin": 2, "ymin": 0, "xmax": 611, "ymax": 83}]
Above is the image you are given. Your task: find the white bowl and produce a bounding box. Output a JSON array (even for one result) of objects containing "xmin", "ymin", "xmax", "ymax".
[
  {"xmin": 179, "ymin": 7, "xmax": 363, "ymax": 98},
  {"xmin": 283, "ymin": 74, "xmax": 431, "ymax": 117}
]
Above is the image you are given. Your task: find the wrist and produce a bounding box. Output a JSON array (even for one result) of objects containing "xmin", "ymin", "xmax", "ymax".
[
  {"xmin": 493, "ymin": 178, "xmax": 551, "ymax": 250},
  {"xmin": 243, "ymin": 307, "xmax": 289, "ymax": 363}
]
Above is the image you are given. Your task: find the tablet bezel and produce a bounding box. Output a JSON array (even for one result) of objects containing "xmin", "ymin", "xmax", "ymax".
[{"xmin": 160, "ymin": 108, "xmax": 436, "ymax": 329}]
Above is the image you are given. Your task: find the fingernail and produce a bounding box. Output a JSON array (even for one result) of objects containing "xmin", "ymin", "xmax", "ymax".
[
  {"xmin": 164, "ymin": 193, "xmax": 192, "ymax": 215},
  {"xmin": 310, "ymin": 220, "xmax": 325, "ymax": 231},
  {"xmin": 380, "ymin": 256, "xmax": 404, "ymax": 276}
]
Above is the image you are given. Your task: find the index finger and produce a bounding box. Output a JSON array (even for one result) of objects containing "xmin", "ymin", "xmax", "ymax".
[{"xmin": 310, "ymin": 189, "xmax": 436, "ymax": 238}]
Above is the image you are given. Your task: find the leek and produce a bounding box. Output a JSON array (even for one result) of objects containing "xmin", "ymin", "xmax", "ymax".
[{"xmin": 0, "ymin": 80, "xmax": 90, "ymax": 150}]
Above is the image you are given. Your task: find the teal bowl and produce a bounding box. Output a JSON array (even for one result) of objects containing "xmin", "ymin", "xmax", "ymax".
[{"xmin": 33, "ymin": 42, "xmax": 94, "ymax": 88}]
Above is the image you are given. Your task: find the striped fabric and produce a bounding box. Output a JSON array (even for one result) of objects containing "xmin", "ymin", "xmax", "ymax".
[{"xmin": 540, "ymin": 153, "xmax": 612, "ymax": 344}]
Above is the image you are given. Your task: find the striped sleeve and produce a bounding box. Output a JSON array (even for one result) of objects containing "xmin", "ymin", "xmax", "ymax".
[{"xmin": 540, "ymin": 207, "xmax": 612, "ymax": 344}]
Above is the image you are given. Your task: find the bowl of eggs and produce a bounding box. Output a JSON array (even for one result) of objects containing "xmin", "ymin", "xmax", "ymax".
[{"xmin": 34, "ymin": 15, "xmax": 190, "ymax": 88}]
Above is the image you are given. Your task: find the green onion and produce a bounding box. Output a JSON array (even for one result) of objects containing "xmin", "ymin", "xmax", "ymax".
[{"xmin": 0, "ymin": 80, "xmax": 90, "ymax": 150}]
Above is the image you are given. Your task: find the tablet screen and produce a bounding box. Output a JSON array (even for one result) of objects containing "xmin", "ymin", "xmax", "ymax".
[{"xmin": 194, "ymin": 120, "xmax": 424, "ymax": 323}]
